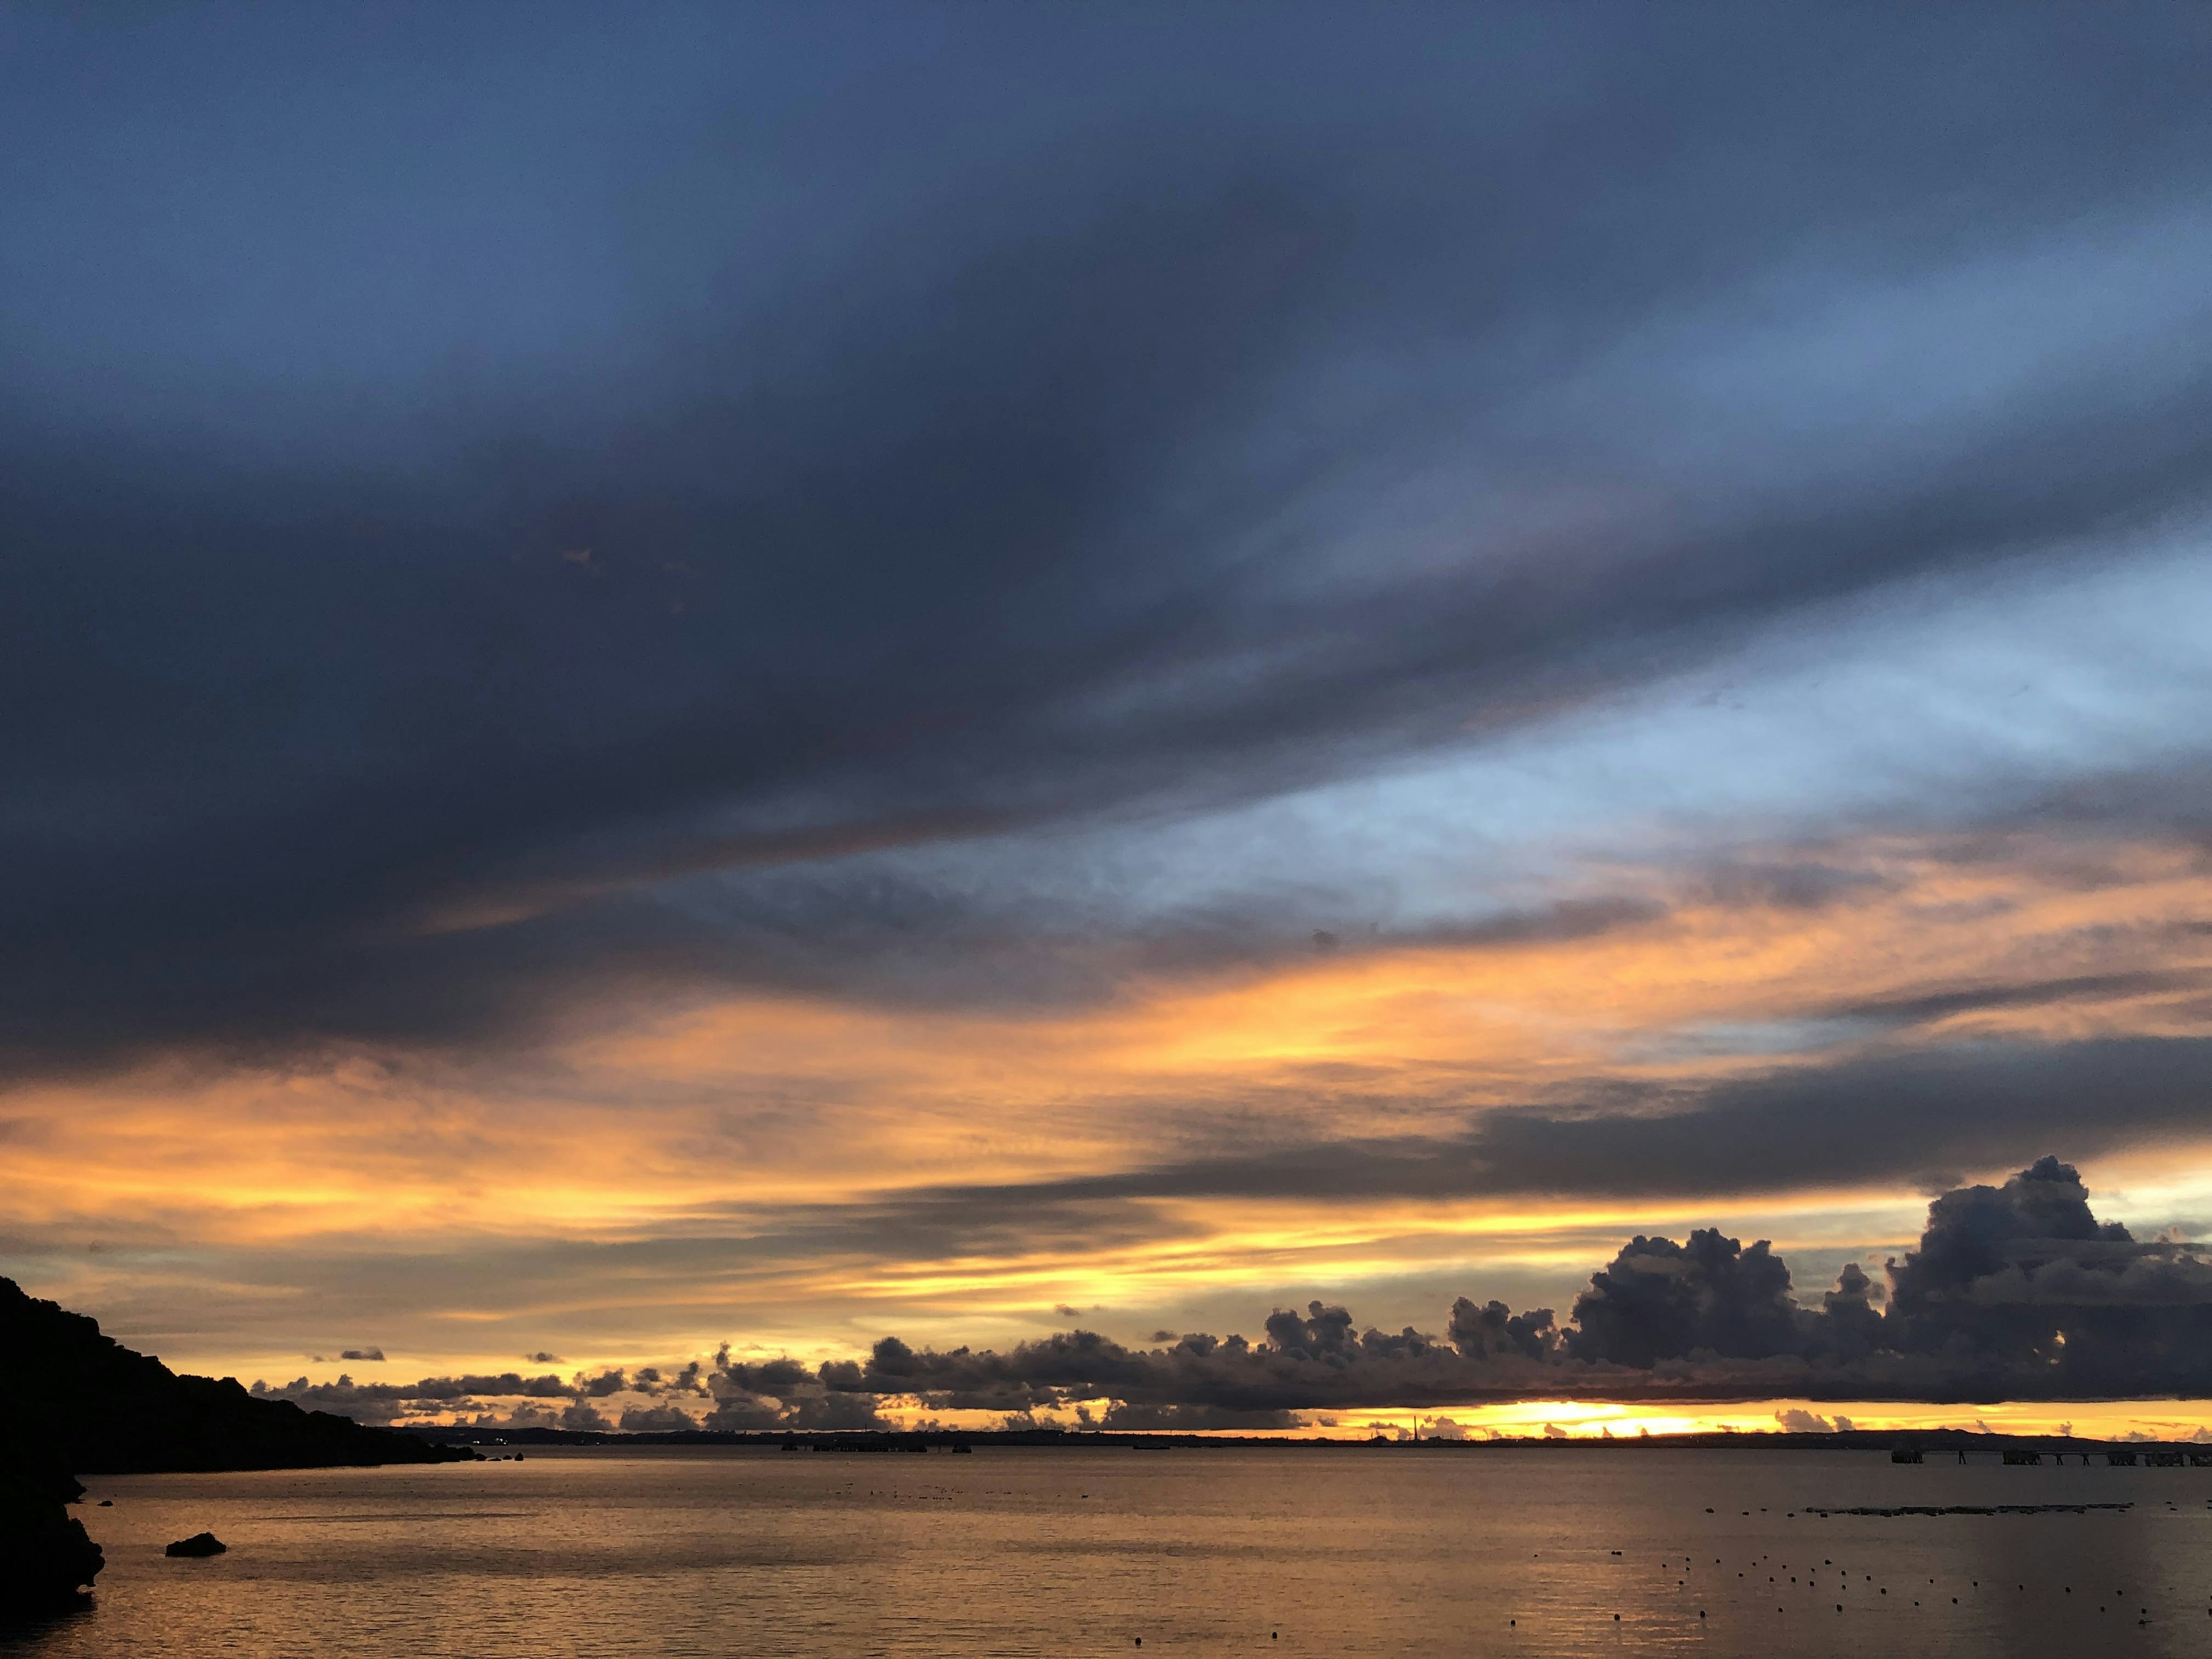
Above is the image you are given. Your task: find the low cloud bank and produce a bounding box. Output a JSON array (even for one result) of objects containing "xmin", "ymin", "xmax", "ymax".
[
  {"xmin": 255, "ymin": 1159, "xmax": 2212, "ymax": 1425},
  {"xmin": 253, "ymin": 1351, "xmax": 892, "ymax": 1432}
]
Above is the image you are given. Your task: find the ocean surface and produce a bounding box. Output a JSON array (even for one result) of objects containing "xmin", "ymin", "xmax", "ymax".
[{"xmin": 8, "ymin": 1445, "xmax": 2212, "ymax": 1656}]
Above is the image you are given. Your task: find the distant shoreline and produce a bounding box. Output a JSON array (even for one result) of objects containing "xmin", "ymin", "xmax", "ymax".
[{"xmin": 401, "ymin": 1425, "xmax": 2212, "ymax": 1457}]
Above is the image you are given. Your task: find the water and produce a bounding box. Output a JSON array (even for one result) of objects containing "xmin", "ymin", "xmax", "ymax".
[{"xmin": 9, "ymin": 1446, "xmax": 2212, "ymax": 1656}]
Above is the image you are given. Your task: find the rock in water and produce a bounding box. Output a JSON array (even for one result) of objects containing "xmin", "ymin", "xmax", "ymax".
[
  {"xmin": 0, "ymin": 1429, "xmax": 104, "ymax": 1615},
  {"xmin": 165, "ymin": 1532, "xmax": 227, "ymax": 1558}
]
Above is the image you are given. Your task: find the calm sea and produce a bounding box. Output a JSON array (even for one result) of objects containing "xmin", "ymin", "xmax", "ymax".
[{"xmin": 7, "ymin": 1445, "xmax": 2210, "ymax": 1656}]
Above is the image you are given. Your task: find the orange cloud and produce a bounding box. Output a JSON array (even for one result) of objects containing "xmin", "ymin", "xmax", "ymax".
[{"xmin": 4, "ymin": 831, "xmax": 2207, "ymax": 1385}]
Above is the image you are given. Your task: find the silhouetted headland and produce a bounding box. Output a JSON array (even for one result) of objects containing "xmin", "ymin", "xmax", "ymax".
[
  {"xmin": 0, "ymin": 1277, "xmax": 467, "ymax": 1476},
  {"xmin": 0, "ymin": 1276, "xmax": 465, "ymax": 1619}
]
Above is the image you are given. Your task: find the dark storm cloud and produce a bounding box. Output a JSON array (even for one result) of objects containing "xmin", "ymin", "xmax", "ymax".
[
  {"xmin": 1565, "ymin": 1233, "xmax": 1802, "ymax": 1368},
  {"xmin": 1447, "ymin": 1300, "xmax": 1559, "ymax": 1363},
  {"xmin": 5, "ymin": 5, "xmax": 2212, "ymax": 1077},
  {"xmin": 823, "ymin": 1036, "xmax": 2212, "ymax": 1228}
]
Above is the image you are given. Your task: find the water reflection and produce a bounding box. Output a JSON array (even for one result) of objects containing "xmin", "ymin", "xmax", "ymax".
[{"xmin": 5, "ymin": 1447, "xmax": 2209, "ymax": 1657}]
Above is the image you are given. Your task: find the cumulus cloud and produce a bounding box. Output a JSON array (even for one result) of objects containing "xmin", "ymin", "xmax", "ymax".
[
  {"xmin": 1775, "ymin": 1409, "xmax": 1855, "ymax": 1433},
  {"xmin": 1882, "ymin": 1156, "xmax": 2212, "ymax": 1392},
  {"xmin": 818, "ymin": 1159, "xmax": 2212, "ymax": 1414},
  {"xmin": 1566, "ymin": 1233, "xmax": 1802, "ymax": 1367},
  {"xmin": 618, "ymin": 1404, "xmax": 702, "ymax": 1432}
]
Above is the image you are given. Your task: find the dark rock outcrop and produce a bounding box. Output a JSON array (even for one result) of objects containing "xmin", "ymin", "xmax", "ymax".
[
  {"xmin": 0, "ymin": 1278, "xmax": 466, "ymax": 1474},
  {"xmin": 0, "ymin": 1428, "xmax": 103, "ymax": 1616},
  {"xmin": 164, "ymin": 1532, "xmax": 226, "ymax": 1558}
]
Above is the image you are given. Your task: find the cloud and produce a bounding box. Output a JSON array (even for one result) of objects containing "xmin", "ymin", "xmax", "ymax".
[
  {"xmin": 1775, "ymin": 1409, "xmax": 1854, "ymax": 1433},
  {"xmin": 612, "ymin": 1160, "xmax": 2212, "ymax": 1417},
  {"xmin": 1448, "ymin": 1299, "xmax": 1558, "ymax": 1362},
  {"xmin": 1565, "ymin": 1233, "xmax": 1802, "ymax": 1368},
  {"xmin": 250, "ymin": 1370, "xmax": 577, "ymax": 1426},
  {"xmin": 10, "ymin": 9, "xmax": 2212, "ymax": 1392},
  {"xmin": 1014, "ymin": 1164, "xmax": 2200, "ymax": 1403},
  {"xmin": 252, "ymin": 1342, "xmax": 884, "ymax": 1431},
  {"xmin": 829, "ymin": 1036, "xmax": 2212, "ymax": 1229},
  {"xmin": 618, "ymin": 1403, "xmax": 700, "ymax": 1432},
  {"xmin": 1821, "ymin": 972, "xmax": 2202, "ymax": 1031},
  {"xmin": 338, "ymin": 1348, "xmax": 384, "ymax": 1362},
  {"xmin": 3, "ymin": 7, "xmax": 2211, "ymax": 1084},
  {"xmin": 1883, "ymin": 1156, "xmax": 2212, "ymax": 1392}
]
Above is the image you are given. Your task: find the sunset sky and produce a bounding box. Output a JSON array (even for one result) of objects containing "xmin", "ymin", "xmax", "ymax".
[{"xmin": 4, "ymin": 5, "xmax": 2211, "ymax": 1435}]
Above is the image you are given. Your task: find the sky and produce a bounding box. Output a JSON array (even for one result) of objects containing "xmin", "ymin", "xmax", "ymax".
[{"xmin": 3, "ymin": 2, "xmax": 2211, "ymax": 1436}]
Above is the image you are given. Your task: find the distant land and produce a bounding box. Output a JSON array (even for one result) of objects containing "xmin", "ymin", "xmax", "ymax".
[
  {"xmin": 0, "ymin": 1277, "xmax": 465, "ymax": 1617},
  {"xmin": 410, "ymin": 1423, "xmax": 2212, "ymax": 1460}
]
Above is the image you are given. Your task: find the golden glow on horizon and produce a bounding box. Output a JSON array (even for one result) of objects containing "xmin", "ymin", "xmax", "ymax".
[
  {"xmin": 353, "ymin": 1392, "xmax": 2212, "ymax": 1445},
  {"xmin": 3, "ymin": 833, "xmax": 2209, "ymax": 1384},
  {"xmin": 1312, "ymin": 1399, "xmax": 2212, "ymax": 1442}
]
